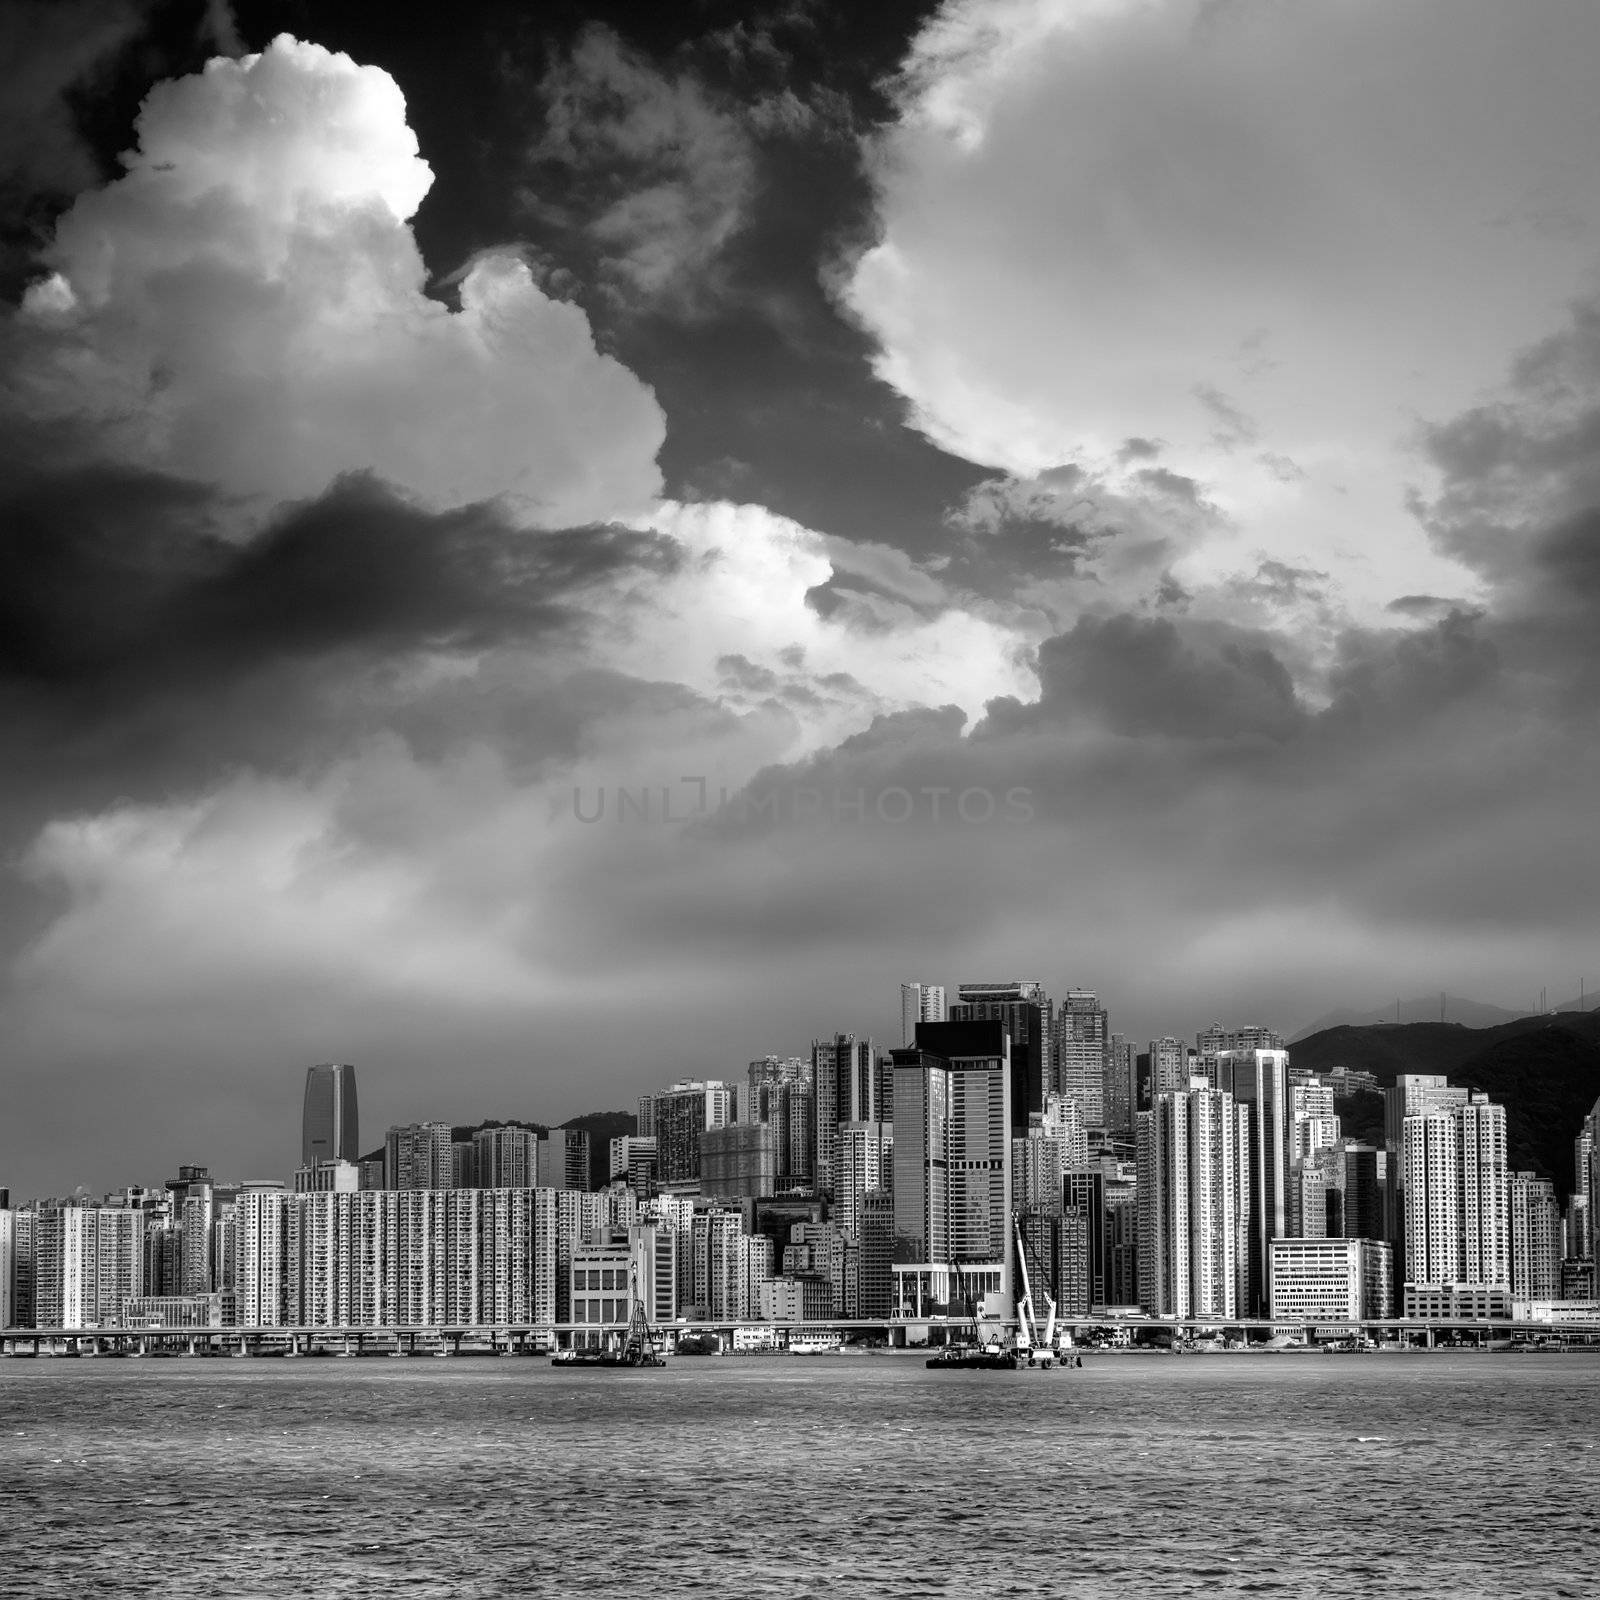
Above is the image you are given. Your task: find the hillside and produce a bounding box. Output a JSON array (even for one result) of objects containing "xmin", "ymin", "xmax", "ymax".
[{"xmin": 1298, "ymin": 1012, "xmax": 1600, "ymax": 1192}]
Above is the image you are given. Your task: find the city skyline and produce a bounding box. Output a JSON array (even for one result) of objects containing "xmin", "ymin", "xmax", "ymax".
[{"xmin": 6, "ymin": 4, "xmax": 1600, "ymax": 1218}]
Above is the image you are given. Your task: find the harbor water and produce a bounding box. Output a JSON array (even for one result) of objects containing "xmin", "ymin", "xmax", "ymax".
[{"xmin": 1, "ymin": 1352, "xmax": 1594, "ymax": 1598}]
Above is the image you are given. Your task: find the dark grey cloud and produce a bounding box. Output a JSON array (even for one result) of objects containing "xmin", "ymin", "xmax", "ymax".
[{"xmin": 0, "ymin": 465, "xmax": 679, "ymax": 821}]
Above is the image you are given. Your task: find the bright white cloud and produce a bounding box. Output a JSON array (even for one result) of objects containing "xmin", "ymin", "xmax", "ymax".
[
  {"xmin": 843, "ymin": 0, "xmax": 1600, "ymax": 616},
  {"xmin": 10, "ymin": 35, "xmax": 666, "ymax": 524},
  {"xmin": 620, "ymin": 500, "xmax": 1038, "ymax": 743}
]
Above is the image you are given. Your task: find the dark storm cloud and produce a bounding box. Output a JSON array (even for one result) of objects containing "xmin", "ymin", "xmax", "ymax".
[
  {"xmin": 0, "ymin": 466, "xmax": 678, "ymax": 814},
  {"xmin": 982, "ymin": 615, "xmax": 1304, "ymax": 745}
]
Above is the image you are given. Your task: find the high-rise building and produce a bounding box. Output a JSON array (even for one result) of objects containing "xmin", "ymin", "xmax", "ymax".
[
  {"xmin": 473, "ymin": 1126, "xmax": 538, "ymax": 1190},
  {"xmin": 1056, "ymin": 990, "xmax": 1108, "ymax": 1129},
  {"xmin": 950, "ymin": 982, "xmax": 1051, "ymax": 1133},
  {"xmin": 0, "ymin": 1209, "xmax": 15, "ymax": 1329},
  {"xmin": 609, "ymin": 1135, "xmax": 659, "ymax": 1193},
  {"xmin": 701, "ymin": 1122, "xmax": 780, "ymax": 1202},
  {"xmin": 164, "ymin": 1166, "xmax": 215, "ymax": 1296},
  {"xmin": 858, "ymin": 1189, "xmax": 896, "ymax": 1319},
  {"xmin": 638, "ymin": 1082, "xmax": 734, "ymax": 1190},
  {"xmin": 1064, "ymin": 1169, "xmax": 1107, "ymax": 1309},
  {"xmin": 1103, "ymin": 1177, "xmax": 1139, "ymax": 1309},
  {"xmin": 537, "ymin": 1128, "xmax": 592, "ymax": 1193},
  {"xmin": 835, "ymin": 1122, "xmax": 890, "ymax": 1241},
  {"xmin": 1103, "ymin": 1035, "xmax": 1136, "ymax": 1136},
  {"xmin": 1217, "ymin": 1048, "xmax": 1291, "ymax": 1317},
  {"xmin": 746, "ymin": 1057, "xmax": 814, "ymax": 1192},
  {"xmin": 891, "ymin": 1020, "xmax": 1014, "ymax": 1318},
  {"xmin": 33, "ymin": 1203, "xmax": 145, "ymax": 1328},
  {"xmin": 1341, "ymin": 1145, "xmax": 1391, "ymax": 1243},
  {"xmin": 1460, "ymin": 1092, "xmax": 1510, "ymax": 1289},
  {"xmin": 1403, "ymin": 1090, "xmax": 1510, "ymax": 1300},
  {"xmin": 1509, "ymin": 1171, "xmax": 1561, "ymax": 1302},
  {"xmin": 302, "ymin": 1063, "xmax": 360, "ymax": 1169},
  {"xmin": 233, "ymin": 1182, "xmax": 287, "ymax": 1327},
  {"xmin": 1136, "ymin": 1081, "xmax": 1247, "ymax": 1319},
  {"xmin": 1290, "ymin": 1080, "xmax": 1340, "ymax": 1159},
  {"xmin": 812, "ymin": 1036, "xmax": 879, "ymax": 1197},
  {"xmin": 901, "ymin": 982, "xmax": 947, "ymax": 1045},
  {"xmin": 1150, "ymin": 1038, "xmax": 1191, "ymax": 1097},
  {"xmin": 384, "ymin": 1123, "xmax": 453, "ymax": 1190}
]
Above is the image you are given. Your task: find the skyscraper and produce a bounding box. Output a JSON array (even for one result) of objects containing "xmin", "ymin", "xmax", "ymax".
[
  {"xmin": 1056, "ymin": 989, "xmax": 1108, "ymax": 1128},
  {"xmin": 812, "ymin": 1035, "xmax": 879, "ymax": 1197},
  {"xmin": 1217, "ymin": 1047, "xmax": 1291, "ymax": 1317},
  {"xmin": 891, "ymin": 1019, "xmax": 1013, "ymax": 1317},
  {"xmin": 1137, "ymin": 1080, "xmax": 1247, "ymax": 1319},
  {"xmin": 1509, "ymin": 1171, "xmax": 1561, "ymax": 1302},
  {"xmin": 637, "ymin": 1081, "xmax": 734, "ymax": 1190},
  {"xmin": 900, "ymin": 982, "xmax": 947, "ymax": 1045},
  {"xmin": 1401, "ymin": 1089, "xmax": 1511, "ymax": 1315},
  {"xmin": 950, "ymin": 981, "xmax": 1050, "ymax": 1132},
  {"xmin": 302, "ymin": 1063, "xmax": 360, "ymax": 1169}
]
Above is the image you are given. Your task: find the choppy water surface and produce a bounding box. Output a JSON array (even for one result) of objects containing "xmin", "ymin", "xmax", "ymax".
[{"xmin": 1, "ymin": 1352, "xmax": 1595, "ymax": 1598}]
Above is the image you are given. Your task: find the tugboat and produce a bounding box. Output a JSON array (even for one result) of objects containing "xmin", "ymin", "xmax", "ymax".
[{"xmin": 551, "ymin": 1267, "xmax": 667, "ymax": 1369}]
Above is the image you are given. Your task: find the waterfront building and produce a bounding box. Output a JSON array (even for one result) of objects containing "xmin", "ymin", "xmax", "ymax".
[
  {"xmin": 302, "ymin": 1063, "xmax": 360, "ymax": 1169},
  {"xmin": 1018, "ymin": 1204, "xmax": 1091, "ymax": 1317},
  {"xmin": 385, "ymin": 1123, "xmax": 453, "ymax": 1190},
  {"xmin": 1103, "ymin": 1178, "xmax": 1139, "ymax": 1309},
  {"xmin": 1217, "ymin": 1048, "xmax": 1291, "ymax": 1317},
  {"xmin": 638, "ymin": 1081, "xmax": 734, "ymax": 1190},
  {"xmin": 165, "ymin": 1166, "xmax": 215, "ymax": 1296},
  {"xmin": 891, "ymin": 1020, "xmax": 1013, "ymax": 1318},
  {"xmin": 1136, "ymin": 1081, "xmax": 1246, "ymax": 1319},
  {"xmin": 0, "ymin": 1209, "xmax": 14, "ymax": 1328},
  {"xmin": 1402, "ymin": 1089, "xmax": 1511, "ymax": 1309},
  {"xmin": 1509, "ymin": 1172, "xmax": 1562, "ymax": 1302},
  {"xmin": 34, "ymin": 1202, "xmax": 145, "ymax": 1328},
  {"xmin": 1064, "ymin": 1169, "xmax": 1106, "ymax": 1308},
  {"xmin": 858, "ymin": 1188, "xmax": 895, "ymax": 1319},
  {"xmin": 1402, "ymin": 1282, "xmax": 1511, "ymax": 1320},
  {"xmin": 900, "ymin": 982, "xmax": 947, "ymax": 1046},
  {"xmin": 120, "ymin": 1294, "xmax": 227, "ymax": 1328},
  {"xmin": 570, "ymin": 1241, "xmax": 632, "ymax": 1347},
  {"xmin": 233, "ymin": 1182, "xmax": 286, "ymax": 1327},
  {"xmin": 1269, "ymin": 1238, "xmax": 1392, "ymax": 1327},
  {"xmin": 1577, "ymin": 1102, "xmax": 1599, "ymax": 1260},
  {"xmin": 1559, "ymin": 1258, "xmax": 1596, "ymax": 1300},
  {"xmin": 10, "ymin": 1207, "xmax": 36, "ymax": 1328}
]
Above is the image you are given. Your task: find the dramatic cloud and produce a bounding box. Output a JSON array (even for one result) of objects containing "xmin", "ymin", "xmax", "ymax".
[
  {"xmin": 841, "ymin": 0, "xmax": 1600, "ymax": 615},
  {"xmin": 8, "ymin": 35, "xmax": 667, "ymax": 524}
]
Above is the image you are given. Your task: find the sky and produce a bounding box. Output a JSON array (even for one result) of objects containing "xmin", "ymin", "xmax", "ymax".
[{"xmin": 4, "ymin": 0, "xmax": 1600, "ymax": 1196}]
